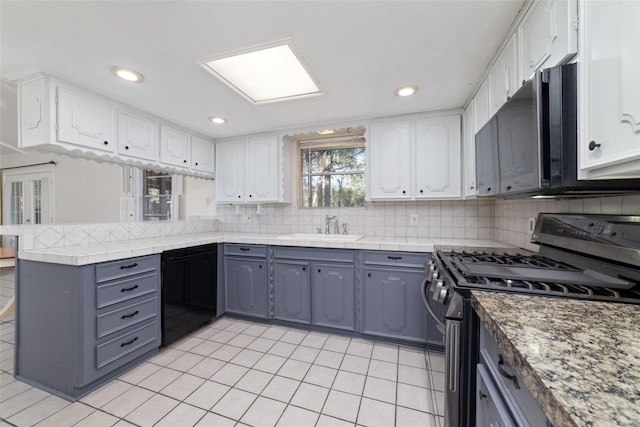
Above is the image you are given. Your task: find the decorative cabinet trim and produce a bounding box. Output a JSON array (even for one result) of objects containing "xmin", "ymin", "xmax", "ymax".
[{"xmin": 17, "ymin": 73, "xmax": 214, "ymax": 178}]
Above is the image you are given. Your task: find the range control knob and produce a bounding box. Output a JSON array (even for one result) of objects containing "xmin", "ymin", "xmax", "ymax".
[{"xmin": 434, "ymin": 279, "xmax": 448, "ymax": 304}]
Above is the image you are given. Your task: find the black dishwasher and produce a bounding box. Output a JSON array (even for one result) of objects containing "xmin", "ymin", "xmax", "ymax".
[{"xmin": 161, "ymin": 243, "xmax": 217, "ymax": 346}]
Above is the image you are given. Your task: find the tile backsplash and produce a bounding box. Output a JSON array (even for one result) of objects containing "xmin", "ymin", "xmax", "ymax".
[{"xmin": 216, "ymin": 200, "xmax": 495, "ymax": 240}]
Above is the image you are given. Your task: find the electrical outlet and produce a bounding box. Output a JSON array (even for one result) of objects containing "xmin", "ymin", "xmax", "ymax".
[
  {"xmin": 410, "ymin": 214, "xmax": 419, "ymax": 226},
  {"xmin": 528, "ymin": 217, "xmax": 536, "ymax": 232},
  {"xmin": 245, "ymin": 215, "xmax": 252, "ymax": 224}
]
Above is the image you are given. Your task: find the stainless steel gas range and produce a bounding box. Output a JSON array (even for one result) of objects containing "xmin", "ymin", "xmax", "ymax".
[{"xmin": 422, "ymin": 213, "xmax": 640, "ymax": 427}]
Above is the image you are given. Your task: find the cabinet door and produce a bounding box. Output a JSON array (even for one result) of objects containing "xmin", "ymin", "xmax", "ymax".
[
  {"xmin": 245, "ymin": 136, "xmax": 279, "ymax": 202},
  {"xmin": 368, "ymin": 121, "xmax": 412, "ymax": 199},
  {"xmin": 274, "ymin": 261, "xmax": 310, "ymax": 323},
  {"xmin": 57, "ymin": 86, "xmax": 115, "ymax": 153},
  {"xmin": 117, "ymin": 111, "xmax": 158, "ymax": 161},
  {"xmin": 497, "ymin": 102, "xmax": 538, "ymax": 194},
  {"xmin": 190, "ymin": 136, "xmax": 215, "ymax": 173},
  {"xmin": 160, "ymin": 125, "xmax": 190, "ymax": 167},
  {"xmin": 580, "ymin": 0, "xmax": 640, "ymax": 178},
  {"xmin": 488, "ymin": 34, "xmax": 519, "ymax": 118},
  {"xmin": 519, "ymin": 0, "xmax": 577, "ymax": 82},
  {"xmin": 474, "ymin": 80, "xmax": 491, "ymax": 131},
  {"xmin": 463, "ymin": 102, "xmax": 477, "ymax": 197},
  {"xmin": 224, "ymin": 257, "xmax": 268, "ymax": 318},
  {"xmin": 413, "ymin": 116, "xmax": 461, "ymax": 199},
  {"xmin": 363, "ymin": 268, "xmax": 427, "ymax": 342},
  {"xmin": 216, "ymin": 141, "xmax": 245, "ymax": 202},
  {"xmin": 475, "ymin": 119, "xmax": 498, "ymax": 197},
  {"xmin": 313, "ymin": 263, "xmax": 355, "ymax": 330}
]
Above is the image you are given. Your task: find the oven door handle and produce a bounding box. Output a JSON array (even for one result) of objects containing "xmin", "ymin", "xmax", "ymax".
[{"xmin": 421, "ymin": 278, "xmax": 446, "ymax": 335}]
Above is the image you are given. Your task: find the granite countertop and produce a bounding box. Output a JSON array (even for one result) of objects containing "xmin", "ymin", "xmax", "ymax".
[
  {"xmin": 472, "ymin": 291, "xmax": 640, "ymax": 427},
  {"xmin": 16, "ymin": 232, "xmax": 511, "ymax": 266}
]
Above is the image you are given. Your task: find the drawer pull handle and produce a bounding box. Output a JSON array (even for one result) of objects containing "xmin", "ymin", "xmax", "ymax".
[
  {"xmin": 387, "ymin": 256, "xmax": 402, "ymax": 260},
  {"xmin": 120, "ymin": 262, "xmax": 138, "ymax": 270},
  {"xmin": 240, "ymin": 247, "xmax": 250, "ymax": 252},
  {"xmin": 498, "ymin": 354, "xmax": 520, "ymax": 389},
  {"xmin": 120, "ymin": 336, "xmax": 139, "ymax": 347},
  {"xmin": 121, "ymin": 310, "xmax": 139, "ymax": 320},
  {"xmin": 121, "ymin": 285, "xmax": 139, "ymax": 293}
]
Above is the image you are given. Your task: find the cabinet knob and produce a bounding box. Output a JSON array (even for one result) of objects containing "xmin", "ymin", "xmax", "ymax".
[
  {"xmin": 317, "ymin": 269, "xmax": 321, "ymax": 273},
  {"xmin": 506, "ymin": 185, "xmax": 512, "ymax": 191},
  {"xmin": 103, "ymin": 141, "xmax": 109, "ymax": 145},
  {"xmin": 195, "ymin": 162, "xmax": 198, "ymax": 166},
  {"xmin": 249, "ymin": 194, "xmax": 252, "ymax": 198},
  {"xmin": 419, "ymin": 189, "xmax": 424, "ymax": 194},
  {"xmin": 183, "ymin": 160, "xmax": 187, "ymax": 163},
  {"xmin": 486, "ymin": 187, "xmax": 491, "ymax": 192},
  {"xmin": 469, "ymin": 185, "xmax": 475, "ymax": 190},
  {"xmin": 125, "ymin": 145, "xmax": 129, "ymax": 150},
  {"xmin": 259, "ymin": 264, "xmax": 262, "ymax": 269},
  {"xmin": 588, "ymin": 141, "xmax": 601, "ymax": 151},
  {"xmin": 367, "ymin": 272, "xmax": 371, "ymax": 277},
  {"xmin": 238, "ymin": 195, "xmax": 241, "ymax": 199},
  {"xmin": 402, "ymin": 190, "xmax": 406, "ymax": 194},
  {"xmin": 302, "ymin": 267, "xmax": 306, "ymax": 271}
]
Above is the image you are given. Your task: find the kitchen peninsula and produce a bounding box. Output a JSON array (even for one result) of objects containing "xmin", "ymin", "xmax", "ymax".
[{"xmin": 473, "ymin": 291, "xmax": 640, "ymax": 426}]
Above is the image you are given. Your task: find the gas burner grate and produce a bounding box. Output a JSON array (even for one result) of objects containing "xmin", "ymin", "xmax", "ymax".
[{"xmin": 452, "ymin": 252, "xmax": 575, "ymax": 270}]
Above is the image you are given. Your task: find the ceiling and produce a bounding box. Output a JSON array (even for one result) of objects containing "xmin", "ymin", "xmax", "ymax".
[{"xmin": 0, "ymin": 1, "xmax": 525, "ymax": 140}]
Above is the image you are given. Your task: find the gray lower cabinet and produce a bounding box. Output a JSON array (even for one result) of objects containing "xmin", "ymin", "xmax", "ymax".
[
  {"xmin": 313, "ymin": 263, "xmax": 355, "ymax": 330},
  {"xmin": 362, "ymin": 251, "xmax": 443, "ymax": 347},
  {"xmin": 16, "ymin": 255, "xmax": 161, "ymax": 400},
  {"xmin": 224, "ymin": 244, "xmax": 268, "ymax": 318},
  {"xmin": 274, "ymin": 261, "xmax": 310, "ymax": 323},
  {"xmin": 273, "ymin": 247, "xmax": 355, "ymax": 330}
]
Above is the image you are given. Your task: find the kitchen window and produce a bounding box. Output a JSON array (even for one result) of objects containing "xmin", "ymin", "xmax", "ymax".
[
  {"xmin": 300, "ymin": 137, "xmax": 366, "ymax": 208},
  {"xmin": 143, "ymin": 169, "xmax": 175, "ymax": 220}
]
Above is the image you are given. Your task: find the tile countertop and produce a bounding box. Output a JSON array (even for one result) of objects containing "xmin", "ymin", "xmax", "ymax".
[
  {"xmin": 16, "ymin": 232, "xmax": 511, "ymax": 266},
  {"xmin": 472, "ymin": 291, "xmax": 640, "ymax": 427}
]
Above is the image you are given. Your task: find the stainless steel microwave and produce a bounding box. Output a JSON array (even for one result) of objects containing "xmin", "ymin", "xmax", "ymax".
[{"xmin": 475, "ymin": 62, "xmax": 640, "ymax": 198}]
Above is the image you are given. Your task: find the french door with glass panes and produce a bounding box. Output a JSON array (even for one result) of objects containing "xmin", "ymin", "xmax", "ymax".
[{"xmin": 2, "ymin": 170, "xmax": 52, "ymax": 226}]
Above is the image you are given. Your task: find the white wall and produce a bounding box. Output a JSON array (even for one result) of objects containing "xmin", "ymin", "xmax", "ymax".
[{"xmin": 179, "ymin": 176, "xmax": 216, "ymax": 219}]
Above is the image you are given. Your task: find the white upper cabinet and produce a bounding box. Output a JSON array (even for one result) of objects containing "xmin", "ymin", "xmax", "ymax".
[
  {"xmin": 56, "ymin": 86, "xmax": 115, "ymax": 153},
  {"xmin": 579, "ymin": 0, "xmax": 640, "ymax": 178},
  {"xmin": 518, "ymin": 0, "xmax": 578, "ymax": 82},
  {"xmin": 413, "ymin": 116, "xmax": 461, "ymax": 199},
  {"xmin": 488, "ymin": 34, "xmax": 519, "ymax": 118},
  {"xmin": 368, "ymin": 115, "xmax": 461, "ymax": 200},
  {"xmin": 117, "ymin": 111, "xmax": 158, "ymax": 161},
  {"xmin": 368, "ymin": 121, "xmax": 412, "ymax": 199},
  {"xmin": 17, "ymin": 74, "xmax": 214, "ymax": 177},
  {"xmin": 215, "ymin": 135, "xmax": 287, "ymax": 204},
  {"xmin": 190, "ymin": 136, "xmax": 215, "ymax": 173},
  {"xmin": 159, "ymin": 125, "xmax": 190, "ymax": 168},
  {"xmin": 474, "ymin": 80, "xmax": 491, "ymax": 131},
  {"xmin": 245, "ymin": 136, "xmax": 279, "ymax": 202},
  {"xmin": 463, "ymin": 101, "xmax": 476, "ymax": 198}
]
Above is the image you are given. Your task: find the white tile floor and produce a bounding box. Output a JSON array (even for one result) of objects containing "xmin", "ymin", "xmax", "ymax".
[{"xmin": 0, "ymin": 266, "xmax": 445, "ymax": 426}]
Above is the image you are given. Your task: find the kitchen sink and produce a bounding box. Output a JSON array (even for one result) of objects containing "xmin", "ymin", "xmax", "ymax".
[{"xmin": 276, "ymin": 233, "xmax": 364, "ymax": 242}]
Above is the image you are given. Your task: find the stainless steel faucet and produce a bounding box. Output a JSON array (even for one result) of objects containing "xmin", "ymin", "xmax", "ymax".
[
  {"xmin": 325, "ymin": 215, "xmax": 337, "ymax": 234},
  {"xmin": 342, "ymin": 222, "xmax": 348, "ymax": 235}
]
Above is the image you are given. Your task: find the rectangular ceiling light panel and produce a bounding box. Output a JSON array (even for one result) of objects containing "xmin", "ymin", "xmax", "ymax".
[{"xmin": 200, "ymin": 42, "xmax": 322, "ymax": 104}]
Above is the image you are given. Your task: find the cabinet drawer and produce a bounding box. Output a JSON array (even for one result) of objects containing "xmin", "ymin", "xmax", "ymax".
[
  {"xmin": 274, "ymin": 246, "xmax": 355, "ymax": 263},
  {"xmin": 224, "ymin": 244, "xmax": 267, "ymax": 258},
  {"xmin": 95, "ymin": 255, "xmax": 158, "ymax": 283},
  {"xmin": 362, "ymin": 251, "xmax": 429, "ymax": 268},
  {"xmin": 96, "ymin": 297, "xmax": 158, "ymax": 339},
  {"xmin": 96, "ymin": 273, "xmax": 157, "ymax": 309},
  {"xmin": 96, "ymin": 322, "xmax": 157, "ymax": 370}
]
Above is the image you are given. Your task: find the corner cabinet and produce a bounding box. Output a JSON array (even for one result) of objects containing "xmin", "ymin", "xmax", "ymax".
[
  {"xmin": 215, "ymin": 135, "xmax": 289, "ymax": 203},
  {"xmin": 579, "ymin": 0, "xmax": 640, "ymax": 179},
  {"xmin": 17, "ymin": 73, "xmax": 214, "ymax": 178},
  {"xmin": 223, "ymin": 244, "xmax": 268, "ymax": 318},
  {"xmin": 368, "ymin": 114, "xmax": 461, "ymax": 200},
  {"xmin": 16, "ymin": 255, "xmax": 161, "ymax": 400}
]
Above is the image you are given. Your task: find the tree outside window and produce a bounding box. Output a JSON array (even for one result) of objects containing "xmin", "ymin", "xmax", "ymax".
[{"xmin": 301, "ymin": 141, "xmax": 365, "ymax": 208}]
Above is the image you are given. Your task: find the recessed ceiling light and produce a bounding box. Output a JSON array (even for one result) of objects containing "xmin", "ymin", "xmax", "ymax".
[
  {"xmin": 197, "ymin": 40, "xmax": 322, "ymax": 104},
  {"xmin": 394, "ymin": 85, "xmax": 419, "ymax": 97},
  {"xmin": 208, "ymin": 116, "xmax": 227, "ymax": 124},
  {"xmin": 111, "ymin": 66, "xmax": 144, "ymax": 83}
]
